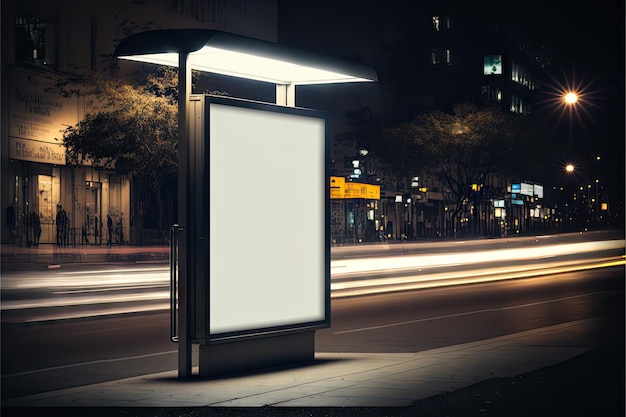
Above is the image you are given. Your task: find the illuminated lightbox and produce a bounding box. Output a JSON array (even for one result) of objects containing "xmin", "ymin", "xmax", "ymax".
[
  {"xmin": 199, "ymin": 95, "xmax": 330, "ymax": 339},
  {"xmin": 521, "ymin": 182, "xmax": 534, "ymax": 196},
  {"xmin": 484, "ymin": 55, "xmax": 502, "ymax": 75}
]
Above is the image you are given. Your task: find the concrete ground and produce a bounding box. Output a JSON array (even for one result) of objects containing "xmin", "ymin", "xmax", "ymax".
[{"xmin": 2, "ymin": 316, "xmax": 624, "ymax": 417}]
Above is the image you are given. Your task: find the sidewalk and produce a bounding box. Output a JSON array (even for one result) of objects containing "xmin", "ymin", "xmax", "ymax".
[{"xmin": 3, "ymin": 316, "xmax": 624, "ymax": 416}]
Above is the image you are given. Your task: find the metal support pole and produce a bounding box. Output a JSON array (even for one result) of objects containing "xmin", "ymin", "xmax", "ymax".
[
  {"xmin": 276, "ymin": 83, "xmax": 295, "ymax": 107},
  {"xmin": 177, "ymin": 51, "xmax": 193, "ymax": 377}
]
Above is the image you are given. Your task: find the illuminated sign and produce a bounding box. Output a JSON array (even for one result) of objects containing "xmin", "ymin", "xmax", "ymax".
[
  {"xmin": 329, "ymin": 176, "xmax": 380, "ymax": 200},
  {"xmin": 8, "ymin": 68, "xmax": 81, "ymax": 165},
  {"xmin": 205, "ymin": 96, "xmax": 329, "ymax": 339},
  {"xmin": 511, "ymin": 183, "xmax": 521, "ymax": 193},
  {"xmin": 484, "ymin": 54, "xmax": 502, "ymax": 75},
  {"xmin": 330, "ymin": 176, "xmax": 345, "ymax": 199},
  {"xmin": 521, "ymin": 182, "xmax": 534, "ymax": 196},
  {"xmin": 9, "ymin": 137, "xmax": 65, "ymax": 164}
]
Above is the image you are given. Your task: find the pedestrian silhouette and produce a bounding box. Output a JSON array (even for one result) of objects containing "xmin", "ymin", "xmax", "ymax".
[{"xmin": 107, "ymin": 215, "xmax": 113, "ymax": 247}]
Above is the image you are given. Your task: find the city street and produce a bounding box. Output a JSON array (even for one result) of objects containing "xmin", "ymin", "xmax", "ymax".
[{"xmin": 1, "ymin": 231, "xmax": 624, "ymax": 400}]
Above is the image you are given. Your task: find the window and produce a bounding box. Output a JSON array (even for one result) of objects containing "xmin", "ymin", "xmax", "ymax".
[
  {"xmin": 432, "ymin": 16, "xmax": 440, "ymax": 31},
  {"xmin": 510, "ymin": 95, "xmax": 518, "ymax": 113},
  {"xmin": 481, "ymin": 86, "xmax": 502, "ymax": 103},
  {"xmin": 15, "ymin": 17, "xmax": 45, "ymax": 63},
  {"xmin": 431, "ymin": 50, "xmax": 440, "ymax": 65},
  {"xmin": 446, "ymin": 49, "xmax": 451, "ymax": 65},
  {"xmin": 484, "ymin": 55, "xmax": 502, "ymax": 75}
]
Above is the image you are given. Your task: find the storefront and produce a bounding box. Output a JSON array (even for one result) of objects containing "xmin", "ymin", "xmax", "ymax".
[
  {"xmin": 330, "ymin": 176, "xmax": 380, "ymax": 244},
  {"xmin": 2, "ymin": 65, "xmax": 130, "ymax": 247}
]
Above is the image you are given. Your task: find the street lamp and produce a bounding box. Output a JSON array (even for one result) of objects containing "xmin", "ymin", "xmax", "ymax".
[{"xmin": 564, "ymin": 92, "xmax": 578, "ymax": 105}]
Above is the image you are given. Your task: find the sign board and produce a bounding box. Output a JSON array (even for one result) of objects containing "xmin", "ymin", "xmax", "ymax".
[
  {"xmin": 329, "ymin": 176, "xmax": 380, "ymax": 199},
  {"xmin": 7, "ymin": 68, "xmax": 81, "ymax": 165},
  {"xmin": 521, "ymin": 182, "xmax": 534, "ymax": 196},
  {"xmin": 330, "ymin": 176, "xmax": 345, "ymax": 199},
  {"xmin": 484, "ymin": 54, "xmax": 503, "ymax": 75},
  {"xmin": 200, "ymin": 95, "xmax": 330, "ymax": 340},
  {"xmin": 9, "ymin": 137, "xmax": 65, "ymax": 164}
]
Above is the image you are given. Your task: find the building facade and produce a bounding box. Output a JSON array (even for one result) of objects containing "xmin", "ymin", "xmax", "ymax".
[{"xmin": 1, "ymin": 0, "xmax": 277, "ymax": 246}]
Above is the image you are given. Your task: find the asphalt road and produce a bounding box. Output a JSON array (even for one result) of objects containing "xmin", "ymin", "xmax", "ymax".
[{"xmin": 2, "ymin": 265, "xmax": 623, "ymax": 400}]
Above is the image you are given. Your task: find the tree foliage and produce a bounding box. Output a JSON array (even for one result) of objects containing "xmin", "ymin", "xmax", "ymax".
[
  {"xmin": 382, "ymin": 103, "xmax": 538, "ymax": 233},
  {"xmin": 55, "ymin": 69, "xmax": 179, "ymax": 232}
]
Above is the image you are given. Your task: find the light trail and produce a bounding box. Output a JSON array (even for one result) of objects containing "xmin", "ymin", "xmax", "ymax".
[
  {"xmin": 331, "ymin": 240, "xmax": 624, "ymax": 277},
  {"xmin": 1, "ymin": 238, "xmax": 623, "ymax": 322},
  {"xmin": 331, "ymin": 256, "xmax": 625, "ymax": 298}
]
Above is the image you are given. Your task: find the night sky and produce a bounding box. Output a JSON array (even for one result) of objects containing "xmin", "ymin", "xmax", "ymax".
[{"xmin": 278, "ymin": 0, "xmax": 625, "ymax": 207}]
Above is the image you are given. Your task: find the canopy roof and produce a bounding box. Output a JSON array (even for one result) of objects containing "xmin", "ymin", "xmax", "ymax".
[{"xmin": 114, "ymin": 29, "xmax": 378, "ymax": 85}]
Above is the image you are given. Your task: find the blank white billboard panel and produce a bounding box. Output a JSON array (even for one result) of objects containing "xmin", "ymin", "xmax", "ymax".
[{"xmin": 206, "ymin": 97, "xmax": 328, "ymax": 337}]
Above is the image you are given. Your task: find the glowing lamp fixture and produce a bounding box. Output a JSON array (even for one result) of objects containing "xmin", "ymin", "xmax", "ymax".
[
  {"xmin": 113, "ymin": 29, "xmax": 378, "ymax": 86},
  {"xmin": 564, "ymin": 92, "xmax": 578, "ymax": 104}
]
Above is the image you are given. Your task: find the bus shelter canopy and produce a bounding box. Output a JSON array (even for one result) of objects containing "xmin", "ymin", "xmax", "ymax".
[{"xmin": 113, "ymin": 29, "xmax": 378, "ymax": 86}]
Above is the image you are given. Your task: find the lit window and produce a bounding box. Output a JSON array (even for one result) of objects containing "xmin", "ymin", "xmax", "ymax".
[
  {"xmin": 15, "ymin": 17, "xmax": 46, "ymax": 62},
  {"xmin": 446, "ymin": 49, "xmax": 451, "ymax": 64},
  {"xmin": 431, "ymin": 50, "xmax": 439, "ymax": 65},
  {"xmin": 432, "ymin": 16, "xmax": 440, "ymax": 31}
]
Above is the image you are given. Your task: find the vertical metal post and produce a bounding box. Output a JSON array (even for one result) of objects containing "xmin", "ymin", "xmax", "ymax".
[
  {"xmin": 275, "ymin": 83, "xmax": 295, "ymax": 107},
  {"xmin": 177, "ymin": 51, "xmax": 193, "ymax": 377}
]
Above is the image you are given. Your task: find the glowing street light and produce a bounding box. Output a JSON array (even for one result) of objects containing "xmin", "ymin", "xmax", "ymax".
[
  {"xmin": 564, "ymin": 92, "xmax": 578, "ymax": 104},
  {"xmin": 565, "ymin": 164, "xmax": 575, "ymax": 173}
]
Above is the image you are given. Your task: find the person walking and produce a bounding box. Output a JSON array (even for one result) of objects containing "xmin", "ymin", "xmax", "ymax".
[
  {"xmin": 107, "ymin": 215, "xmax": 113, "ymax": 248},
  {"xmin": 56, "ymin": 205, "xmax": 67, "ymax": 246},
  {"xmin": 33, "ymin": 212, "xmax": 42, "ymax": 246}
]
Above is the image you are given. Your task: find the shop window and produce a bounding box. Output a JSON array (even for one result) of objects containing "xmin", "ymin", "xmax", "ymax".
[{"xmin": 37, "ymin": 173, "xmax": 60, "ymax": 243}]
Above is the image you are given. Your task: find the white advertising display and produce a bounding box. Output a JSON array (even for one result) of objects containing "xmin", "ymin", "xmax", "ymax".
[{"xmin": 207, "ymin": 98, "xmax": 328, "ymax": 337}]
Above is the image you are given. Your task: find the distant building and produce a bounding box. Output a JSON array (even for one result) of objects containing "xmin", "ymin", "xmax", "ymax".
[{"xmin": 290, "ymin": 6, "xmax": 552, "ymax": 242}]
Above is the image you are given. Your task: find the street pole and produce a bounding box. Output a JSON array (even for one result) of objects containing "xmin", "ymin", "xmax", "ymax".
[{"xmin": 177, "ymin": 51, "xmax": 192, "ymax": 378}]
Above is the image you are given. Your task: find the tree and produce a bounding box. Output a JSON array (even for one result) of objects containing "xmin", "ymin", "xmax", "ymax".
[
  {"xmin": 56, "ymin": 68, "xmax": 179, "ymax": 237},
  {"xmin": 383, "ymin": 103, "xmax": 538, "ymax": 236}
]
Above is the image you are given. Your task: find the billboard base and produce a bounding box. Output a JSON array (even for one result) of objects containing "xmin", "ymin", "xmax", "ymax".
[{"xmin": 199, "ymin": 331, "xmax": 315, "ymax": 377}]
